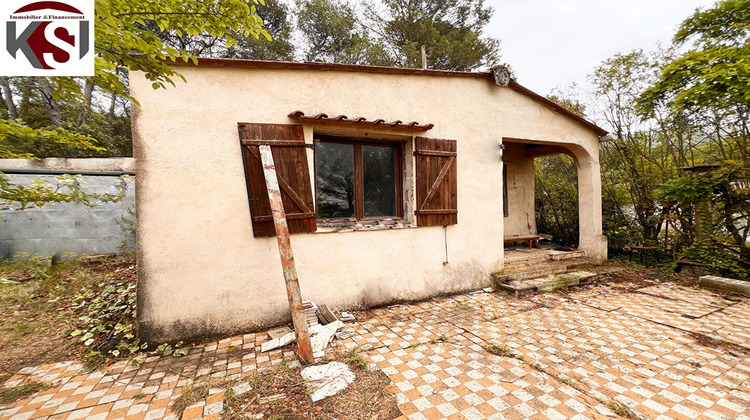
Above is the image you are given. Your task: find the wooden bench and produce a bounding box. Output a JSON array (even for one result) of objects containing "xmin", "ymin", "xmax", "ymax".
[
  {"xmin": 504, "ymin": 235, "xmax": 542, "ymax": 250},
  {"xmin": 627, "ymin": 245, "xmax": 662, "ymax": 264}
]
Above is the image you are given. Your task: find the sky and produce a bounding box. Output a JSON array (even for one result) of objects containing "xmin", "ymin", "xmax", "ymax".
[{"xmin": 485, "ymin": 0, "xmax": 717, "ymax": 95}]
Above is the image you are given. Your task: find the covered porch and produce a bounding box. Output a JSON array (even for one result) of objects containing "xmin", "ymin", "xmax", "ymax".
[{"xmin": 501, "ymin": 137, "xmax": 607, "ymax": 264}]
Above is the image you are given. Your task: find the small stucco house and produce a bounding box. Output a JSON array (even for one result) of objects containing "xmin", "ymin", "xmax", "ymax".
[{"xmin": 130, "ymin": 59, "xmax": 608, "ymax": 343}]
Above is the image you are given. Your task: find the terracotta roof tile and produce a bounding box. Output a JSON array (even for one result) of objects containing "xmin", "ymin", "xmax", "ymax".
[{"xmin": 288, "ymin": 111, "xmax": 434, "ymax": 131}]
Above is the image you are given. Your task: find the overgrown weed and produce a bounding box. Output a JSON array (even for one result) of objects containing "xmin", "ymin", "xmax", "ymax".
[{"xmin": 0, "ymin": 381, "xmax": 48, "ymax": 404}]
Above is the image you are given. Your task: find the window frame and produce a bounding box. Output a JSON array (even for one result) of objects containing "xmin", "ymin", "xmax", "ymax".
[{"xmin": 313, "ymin": 135, "xmax": 405, "ymax": 224}]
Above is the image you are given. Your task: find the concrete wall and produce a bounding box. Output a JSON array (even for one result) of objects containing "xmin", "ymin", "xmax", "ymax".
[
  {"xmin": 130, "ymin": 65, "xmax": 606, "ymax": 343},
  {"xmin": 0, "ymin": 158, "xmax": 136, "ymax": 260}
]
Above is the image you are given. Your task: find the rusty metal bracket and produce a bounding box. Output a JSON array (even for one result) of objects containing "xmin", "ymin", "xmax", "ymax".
[{"xmin": 258, "ymin": 145, "xmax": 314, "ymax": 363}]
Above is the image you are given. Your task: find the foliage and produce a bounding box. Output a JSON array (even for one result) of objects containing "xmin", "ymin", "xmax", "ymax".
[
  {"xmin": 226, "ymin": 0, "xmax": 295, "ymax": 61},
  {"xmin": 541, "ymin": 0, "xmax": 750, "ymax": 274},
  {"xmin": 0, "ymin": 381, "xmax": 48, "ymax": 404},
  {"xmin": 0, "ymin": 174, "xmax": 130, "ymax": 211},
  {"xmin": 71, "ymin": 280, "xmax": 144, "ymax": 358},
  {"xmin": 71, "ymin": 278, "xmax": 188, "ymax": 359},
  {"xmin": 1, "ymin": 0, "xmax": 268, "ymax": 209},
  {"xmin": 638, "ymin": 0, "xmax": 750, "ymax": 117},
  {"xmin": 94, "ymin": 0, "xmax": 268, "ymax": 93},
  {"xmin": 372, "ymin": 0, "xmax": 501, "ymax": 70},
  {"xmin": 296, "ymin": 0, "xmax": 392, "ymax": 65},
  {"xmin": 293, "ymin": 0, "xmax": 501, "ymax": 70},
  {"xmin": 589, "ymin": 50, "xmax": 681, "ymax": 249},
  {"xmin": 116, "ymin": 206, "xmax": 137, "ymax": 249},
  {"xmin": 0, "ymin": 118, "xmax": 104, "ymax": 159},
  {"xmin": 659, "ymin": 164, "xmax": 750, "ymax": 278},
  {"xmin": 535, "ymin": 155, "xmax": 579, "ymax": 246},
  {"xmin": 141, "ymin": 0, "xmax": 293, "ymax": 61}
]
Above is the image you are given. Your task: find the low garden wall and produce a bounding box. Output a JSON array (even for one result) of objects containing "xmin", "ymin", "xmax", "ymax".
[{"xmin": 0, "ymin": 158, "xmax": 136, "ymax": 260}]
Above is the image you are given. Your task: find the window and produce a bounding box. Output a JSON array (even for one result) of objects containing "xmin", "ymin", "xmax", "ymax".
[
  {"xmin": 238, "ymin": 123, "xmax": 458, "ymax": 235},
  {"xmin": 315, "ymin": 137, "xmax": 403, "ymax": 221}
]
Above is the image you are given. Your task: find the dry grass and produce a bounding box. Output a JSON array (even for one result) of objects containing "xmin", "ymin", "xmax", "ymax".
[
  {"xmin": 171, "ymin": 381, "xmax": 211, "ymax": 417},
  {"xmin": 227, "ymin": 351, "xmax": 400, "ymax": 420},
  {"xmin": 0, "ymin": 254, "xmax": 137, "ymax": 379},
  {"xmin": 0, "ymin": 380, "xmax": 48, "ymax": 404}
]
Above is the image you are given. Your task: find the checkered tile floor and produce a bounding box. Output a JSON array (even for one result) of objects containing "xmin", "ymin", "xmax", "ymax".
[
  {"xmin": 2, "ymin": 279, "xmax": 750, "ymax": 419},
  {"xmin": 0, "ymin": 334, "xmax": 296, "ymax": 420}
]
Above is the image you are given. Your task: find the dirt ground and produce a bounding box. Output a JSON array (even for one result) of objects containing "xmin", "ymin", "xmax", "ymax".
[{"xmin": 0, "ymin": 255, "xmax": 137, "ymax": 382}]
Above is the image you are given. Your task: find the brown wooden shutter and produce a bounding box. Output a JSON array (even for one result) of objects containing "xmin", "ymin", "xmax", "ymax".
[
  {"xmin": 238, "ymin": 123, "xmax": 317, "ymax": 237},
  {"xmin": 414, "ymin": 137, "xmax": 457, "ymax": 226}
]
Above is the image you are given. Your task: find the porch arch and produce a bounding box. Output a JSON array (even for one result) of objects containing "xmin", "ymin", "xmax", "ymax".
[{"xmin": 502, "ymin": 138, "xmax": 607, "ymax": 262}]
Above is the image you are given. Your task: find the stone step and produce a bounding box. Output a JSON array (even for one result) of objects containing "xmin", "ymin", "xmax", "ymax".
[
  {"xmin": 549, "ymin": 250, "xmax": 587, "ymax": 261},
  {"xmin": 494, "ymin": 271, "xmax": 598, "ymax": 297},
  {"xmin": 496, "ymin": 262, "xmax": 570, "ymax": 280},
  {"xmin": 499, "ymin": 257, "xmax": 587, "ymax": 275},
  {"xmin": 494, "ymin": 257, "xmax": 591, "ymax": 280},
  {"xmin": 503, "ymin": 250, "xmax": 587, "ymax": 269}
]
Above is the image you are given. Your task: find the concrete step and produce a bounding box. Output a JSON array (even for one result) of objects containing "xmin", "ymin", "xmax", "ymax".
[
  {"xmin": 503, "ymin": 250, "xmax": 587, "ymax": 269},
  {"xmin": 494, "ymin": 271, "xmax": 598, "ymax": 297},
  {"xmin": 494, "ymin": 257, "xmax": 591, "ymax": 279},
  {"xmin": 496, "ymin": 261, "xmax": 571, "ymax": 280}
]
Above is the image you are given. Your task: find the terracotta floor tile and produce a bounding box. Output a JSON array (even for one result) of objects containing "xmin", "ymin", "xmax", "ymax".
[{"xmin": 2, "ymin": 282, "xmax": 749, "ymax": 420}]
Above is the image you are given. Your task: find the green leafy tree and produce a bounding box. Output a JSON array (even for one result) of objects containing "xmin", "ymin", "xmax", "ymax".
[
  {"xmin": 296, "ymin": 0, "xmax": 392, "ymax": 65},
  {"xmin": 638, "ymin": 0, "xmax": 750, "ymax": 165},
  {"xmin": 1, "ymin": 0, "xmax": 268, "ymax": 209},
  {"xmin": 660, "ymin": 164, "xmax": 750, "ymax": 278},
  {"xmin": 590, "ymin": 50, "xmax": 678, "ymax": 248},
  {"xmin": 535, "ymin": 155, "xmax": 579, "ymax": 246},
  {"xmin": 226, "ymin": 0, "xmax": 295, "ymax": 60},
  {"xmin": 374, "ymin": 0, "xmax": 500, "ymax": 70},
  {"xmin": 143, "ymin": 0, "xmax": 292, "ymax": 60},
  {"xmin": 633, "ymin": 0, "xmax": 750, "ymax": 275}
]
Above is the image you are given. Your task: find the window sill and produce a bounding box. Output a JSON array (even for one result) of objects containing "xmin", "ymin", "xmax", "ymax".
[{"xmin": 314, "ymin": 220, "xmax": 416, "ymax": 234}]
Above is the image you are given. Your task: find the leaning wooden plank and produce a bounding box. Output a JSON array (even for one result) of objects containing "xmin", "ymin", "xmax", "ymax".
[{"xmin": 259, "ymin": 145, "xmax": 314, "ymax": 363}]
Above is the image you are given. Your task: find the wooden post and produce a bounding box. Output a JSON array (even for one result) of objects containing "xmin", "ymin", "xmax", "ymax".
[
  {"xmin": 421, "ymin": 45, "xmax": 427, "ymax": 69},
  {"xmin": 259, "ymin": 145, "xmax": 314, "ymax": 363}
]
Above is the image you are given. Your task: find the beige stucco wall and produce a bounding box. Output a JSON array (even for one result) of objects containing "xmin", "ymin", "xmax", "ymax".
[
  {"xmin": 130, "ymin": 65, "xmax": 605, "ymax": 342},
  {"xmin": 503, "ymin": 143, "xmax": 536, "ymax": 236}
]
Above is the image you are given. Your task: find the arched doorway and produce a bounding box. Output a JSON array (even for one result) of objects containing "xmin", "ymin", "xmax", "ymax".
[{"xmin": 502, "ymin": 138, "xmax": 607, "ymax": 262}]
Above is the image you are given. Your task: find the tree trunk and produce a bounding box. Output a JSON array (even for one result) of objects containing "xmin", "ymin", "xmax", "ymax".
[
  {"xmin": 109, "ymin": 91, "xmax": 117, "ymax": 116},
  {"xmin": 77, "ymin": 78, "xmax": 95, "ymax": 126},
  {"xmin": 84, "ymin": 79, "xmax": 94, "ymax": 106},
  {"xmin": 0, "ymin": 76, "xmax": 19, "ymax": 120},
  {"xmin": 34, "ymin": 77, "xmax": 63, "ymax": 127}
]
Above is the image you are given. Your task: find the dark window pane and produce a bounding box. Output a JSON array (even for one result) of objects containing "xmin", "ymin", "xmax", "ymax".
[
  {"xmin": 362, "ymin": 145, "xmax": 397, "ymax": 217},
  {"xmin": 316, "ymin": 142, "xmax": 355, "ymax": 218}
]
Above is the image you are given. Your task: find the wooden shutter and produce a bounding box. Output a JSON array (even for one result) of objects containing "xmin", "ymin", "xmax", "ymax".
[
  {"xmin": 238, "ymin": 123, "xmax": 317, "ymax": 237},
  {"xmin": 414, "ymin": 137, "xmax": 457, "ymax": 226}
]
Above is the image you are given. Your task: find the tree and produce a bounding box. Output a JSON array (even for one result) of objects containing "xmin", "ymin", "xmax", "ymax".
[
  {"xmin": 589, "ymin": 50, "xmax": 677, "ymax": 248},
  {"xmin": 535, "ymin": 154, "xmax": 579, "ymax": 246},
  {"xmin": 142, "ymin": 0, "xmax": 293, "ymax": 60},
  {"xmin": 635, "ymin": 0, "xmax": 750, "ymax": 276},
  {"xmin": 1, "ymin": 0, "xmax": 268, "ymax": 209},
  {"xmin": 296, "ymin": 0, "xmax": 392, "ymax": 65},
  {"xmin": 374, "ymin": 0, "xmax": 500, "ymax": 70},
  {"xmin": 638, "ymin": 0, "xmax": 750, "ymax": 163},
  {"xmin": 295, "ymin": 0, "xmax": 501, "ymax": 70},
  {"xmin": 226, "ymin": 0, "xmax": 295, "ymax": 61}
]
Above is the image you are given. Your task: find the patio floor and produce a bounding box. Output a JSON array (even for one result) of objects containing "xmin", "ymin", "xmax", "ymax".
[{"xmin": 1, "ymin": 273, "xmax": 749, "ymax": 419}]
